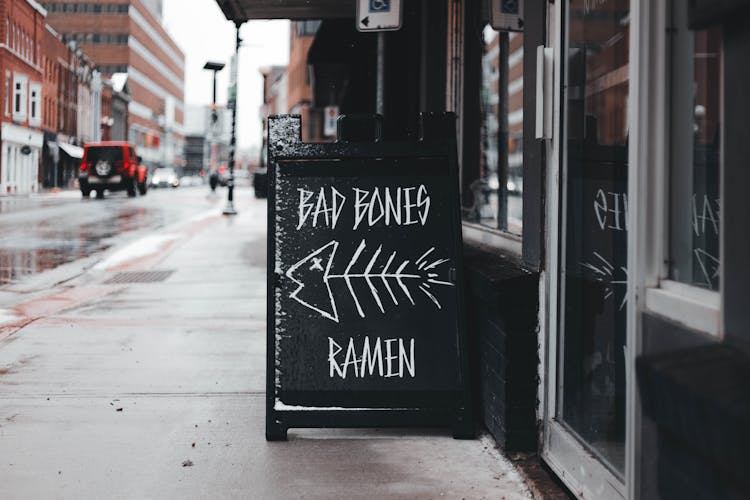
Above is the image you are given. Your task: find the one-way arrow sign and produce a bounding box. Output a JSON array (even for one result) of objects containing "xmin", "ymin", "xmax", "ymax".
[{"xmin": 356, "ymin": 0, "xmax": 402, "ymax": 32}]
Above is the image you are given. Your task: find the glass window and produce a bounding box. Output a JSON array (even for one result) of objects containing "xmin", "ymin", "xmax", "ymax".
[
  {"xmin": 13, "ymin": 74, "xmax": 28, "ymax": 120},
  {"xmin": 4, "ymin": 72, "xmax": 9, "ymax": 116},
  {"xmin": 464, "ymin": 26, "xmax": 523, "ymax": 235},
  {"xmin": 29, "ymin": 82, "xmax": 41, "ymax": 125},
  {"xmin": 559, "ymin": 0, "xmax": 630, "ymax": 475},
  {"xmin": 668, "ymin": 3, "xmax": 721, "ymax": 291}
]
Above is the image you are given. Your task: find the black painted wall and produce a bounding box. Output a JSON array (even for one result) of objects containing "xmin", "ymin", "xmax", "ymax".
[{"xmin": 464, "ymin": 243, "xmax": 539, "ymax": 451}]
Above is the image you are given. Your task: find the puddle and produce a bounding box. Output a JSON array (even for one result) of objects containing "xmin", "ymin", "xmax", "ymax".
[{"xmin": 0, "ymin": 206, "xmax": 163, "ymax": 285}]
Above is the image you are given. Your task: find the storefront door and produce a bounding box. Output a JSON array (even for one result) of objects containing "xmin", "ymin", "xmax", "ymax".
[{"xmin": 543, "ymin": 1, "xmax": 631, "ymax": 497}]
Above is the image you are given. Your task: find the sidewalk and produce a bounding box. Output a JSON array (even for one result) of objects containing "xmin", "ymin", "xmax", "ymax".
[{"xmin": 0, "ymin": 190, "xmax": 533, "ymax": 499}]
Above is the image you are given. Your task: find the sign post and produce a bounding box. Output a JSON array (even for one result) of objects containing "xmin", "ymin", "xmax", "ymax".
[{"xmin": 266, "ymin": 113, "xmax": 473, "ymax": 441}]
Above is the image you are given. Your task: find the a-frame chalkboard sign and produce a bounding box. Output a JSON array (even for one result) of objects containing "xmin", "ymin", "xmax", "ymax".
[{"xmin": 266, "ymin": 113, "xmax": 473, "ymax": 440}]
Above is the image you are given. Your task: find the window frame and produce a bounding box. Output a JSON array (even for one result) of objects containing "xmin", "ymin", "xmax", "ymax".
[
  {"xmin": 4, "ymin": 72, "xmax": 10, "ymax": 117},
  {"xmin": 29, "ymin": 82, "xmax": 41, "ymax": 127},
  {"xmin": 639, "ymin": 0, "xmax": 723, "ymax": 338},
  {"xmin": 452, "ymin": 0, "xmax": 547, "ymax": 267},
  {"xmin": 12, "ymin": 73, "xmax": 28, "ymax": 122}
]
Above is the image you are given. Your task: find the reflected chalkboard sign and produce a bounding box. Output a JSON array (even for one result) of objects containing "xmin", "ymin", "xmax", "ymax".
[{"xmin": 266, "ymin": 114, "xmax": 472, "ymax": 440}]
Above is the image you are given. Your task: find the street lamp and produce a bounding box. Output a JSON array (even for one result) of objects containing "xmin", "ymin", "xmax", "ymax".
[
  {"xmin": 222, "ymin": 21, "xmax": 245, "ymax": 216},
  {"xmin": 203, "ymin": 61, "xmax": 224, "ymax": 189}
]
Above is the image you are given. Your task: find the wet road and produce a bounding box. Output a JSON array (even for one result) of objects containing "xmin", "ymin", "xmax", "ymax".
[{"xmin": 0, "ymin": 186, "xmax": 227, "ymax": 286}]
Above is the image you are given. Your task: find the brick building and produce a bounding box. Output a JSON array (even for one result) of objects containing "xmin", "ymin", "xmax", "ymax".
[
  {"xmin": 40, "ymin": 23, "xmax": 102, "ymax": 188},
  {"xmin": 0, "ymin": 0, "xmax": 46, "ymax": 194},
  {"xmin": 258, "ymin": 65, "xmax": 286, "ymax": 168},
  {"xmin": 43, "ymin": 0, "xmax": 185, "ymax": 169},
  {"xmin": 287, "ymin": 20, "xmax": 323, "ymax": 142}
]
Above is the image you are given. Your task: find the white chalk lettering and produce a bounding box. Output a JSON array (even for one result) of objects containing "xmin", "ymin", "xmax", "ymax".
[
  {"xmin": 384, "ymin": 338, "xmax": 399, "ymax": 377},
  {"xmin": 692, "ymin": 194, "xmax": 720, "ymax": 237},
  {"xmin": 352, "ymin": 186, "xmax": 431, "ymax": 230},
  {"xmin": 328, "ymin": 337, "xmax": 345, "ymax": 378},
  {"xmin": 328, "ymin": 336, "xmax": 416, "ymax": 379},
  {"xmin": 384, "ymin": 187, "xmax": 401, "ymax": 225},
  {"xmin": 399, "ymin": 338, "xmax": 416, "ymax": 377},
  {"xmin": 594, "ymin": 189, "xmax": 628, "ymax": 232},
  {"xmin": 353, "ymin": 187, "xmax": 370, "ymax": 230},
  {"xmin": 297, "ymin": 188, "xmax": 315, "ymax": 230},
  {"xmin": 297, "ymin": 187, "xmax": 346, "ymax": 229}
]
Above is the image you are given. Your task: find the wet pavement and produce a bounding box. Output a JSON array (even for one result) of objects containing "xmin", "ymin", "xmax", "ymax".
[
  {"xmin": 0, "ymin": 186, "xmax": 533, "ymax": 499},
  {"xmin": 0, "ymin": 187, "xmax": 221, "ymax": 285}
]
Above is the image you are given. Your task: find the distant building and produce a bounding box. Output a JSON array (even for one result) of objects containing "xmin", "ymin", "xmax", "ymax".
[
  {"xmin": 43, "ymin": 0, "xmax": 185, "ymax": 169},
  {"xmin": 287, "ymin": 20, "xmax": 325, "ymax": 142},
  {"xmin": 258, "ymin": 65, "xmax": 286, "ymax": 167},
  {"xmin": 183, "ymin": 104, "xmax": 231, "ymax": 176},
  {"xmin": 108, "ymin": 73, "xmax": 130, "ymax": 142},
  {"xmin": 0, "ymin": 0, "xmax": 46, "ymax": 194}
]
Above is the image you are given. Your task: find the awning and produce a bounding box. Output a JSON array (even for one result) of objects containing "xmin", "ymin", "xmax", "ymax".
[
  {"xmin": 58, "ymin": 142, "xmax": 84, "ymax": 159},
  {"xmin": 215, "ymin": 0, "xmax": 353, "ymax": 21}
]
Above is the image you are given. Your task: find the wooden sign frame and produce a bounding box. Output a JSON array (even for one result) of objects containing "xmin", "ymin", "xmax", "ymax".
[{"xmin": 266, "ymin": 113, "xmax": 473, "ymax": 441}]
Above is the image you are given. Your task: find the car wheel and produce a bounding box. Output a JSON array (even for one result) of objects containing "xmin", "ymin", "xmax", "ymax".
[
  {"xmin": 81, "ymin": 188, "xmax": 90, "ymax": 198},
  {"xmin": 127, "ymin": 177, "xmax": 137, "ymax": 197},
  {"xmin": 95, "ymin": 189, "xmax": 104, "ymax": 199},
  {"xmin": 138, "ymin": 181, "xmax": 148, "ymax": 195}
]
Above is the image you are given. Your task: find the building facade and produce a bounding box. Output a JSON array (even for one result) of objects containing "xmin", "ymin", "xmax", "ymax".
[
  {"xmin": 0, "ymin": 0, "xmax": 46, "ymax": 194},
  {"xmin": 183, "ymin": 104, "xmax": 231, "ymax": 177},
  {"xmin": 287, "ymin": 20, "xmax": 325, "ymax": 142},
  {"xmin": 258, "ymin": 65, "xmax": 286, "ymax": 168},
  {"xmin": 43, "ymin": 0, "xmax": 185, "ymax": 169},
  {"xmin": 221, "ymin": 1, "xmax": 749, "ymax": 498}
]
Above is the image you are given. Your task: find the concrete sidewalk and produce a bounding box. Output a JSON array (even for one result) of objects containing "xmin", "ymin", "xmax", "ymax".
[{"xmin": 0, "ymin": 189, "xmax": 532, "ymax": 499}]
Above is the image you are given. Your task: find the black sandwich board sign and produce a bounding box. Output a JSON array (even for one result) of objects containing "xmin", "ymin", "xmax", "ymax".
[{"xmin": 266, "ymin": 113, "xmax": 473, "ymax": 440}]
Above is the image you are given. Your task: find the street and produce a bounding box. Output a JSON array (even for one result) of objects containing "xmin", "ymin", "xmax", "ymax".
[{"xmin": 0, "ymin": 186, "xmax": 531, "ymax": 499}]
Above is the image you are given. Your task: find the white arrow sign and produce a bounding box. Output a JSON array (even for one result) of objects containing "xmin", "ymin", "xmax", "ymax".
[{"xmin": 356, "ymin": 0, "xmax": 402, "ymax": 32}]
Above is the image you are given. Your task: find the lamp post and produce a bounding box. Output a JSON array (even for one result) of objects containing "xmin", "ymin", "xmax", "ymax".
[
  {"xmin": 222, "ymin": 21, "xmax": 244, "ymax": 216},
  {"xmin": 203, "ymin": 61, "xmax": 224, "ymax": 188}
]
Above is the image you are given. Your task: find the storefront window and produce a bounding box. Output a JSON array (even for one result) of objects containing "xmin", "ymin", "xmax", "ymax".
[
  {"xmin": 669, "ymin": 5, "xmax": 721, "ymax": 291},
  {"xmin": 559, "ymin": 0, "xmax": 630, "ymax": 475},
  {"xmin": 463, "ymin": 26, "xmax": 523, "ymax": 235}
]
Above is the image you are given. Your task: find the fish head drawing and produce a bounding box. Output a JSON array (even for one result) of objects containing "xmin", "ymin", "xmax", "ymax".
[{"xmin": 285, "ymin": 240, "xmax": 339, "ymax": 322}]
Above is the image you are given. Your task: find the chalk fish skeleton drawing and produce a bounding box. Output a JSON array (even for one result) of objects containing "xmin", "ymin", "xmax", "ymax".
[{"xmin": 286, "ymin": 239, "xmax": 454, "ymax": 322}]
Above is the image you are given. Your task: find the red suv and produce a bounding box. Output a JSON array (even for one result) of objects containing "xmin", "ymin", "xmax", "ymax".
[{"xmin": 79, "ymin": 142, "xmax": 148, "ymax": 198}]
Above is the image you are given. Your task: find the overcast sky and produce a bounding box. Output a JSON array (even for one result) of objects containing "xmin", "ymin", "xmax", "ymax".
[{"xmin": 162, "ymin": 0, "xmax": 290, "ymax": 151}]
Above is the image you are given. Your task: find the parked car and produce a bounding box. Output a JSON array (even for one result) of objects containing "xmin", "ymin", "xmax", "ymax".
[
  {"xmin": 79, "ymin": 142, "xmax": 148, "ymax": 198},
  {"xmin": 179, "ymin": 175, "xmax": 202, "ymax": 187},
  {"xmin": 150, "ymin": 167, "xmax": 179, "ymax": 188}
]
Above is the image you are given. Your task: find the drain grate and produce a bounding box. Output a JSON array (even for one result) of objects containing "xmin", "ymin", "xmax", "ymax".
[{"xmin": 104, "ymin": 270, "xmax": 175, "ymax": 284}]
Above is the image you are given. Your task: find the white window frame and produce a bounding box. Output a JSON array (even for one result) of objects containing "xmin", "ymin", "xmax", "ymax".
[
  {"xmin": 12, "ymin": 73, "xmax": 28, "ymax": 122},
  {"xmin": 4, "ymin": 71, "xmax": 10, "ymax": 117},
  {"xmin": 29, "ymin": 82, "xmax": 41, "ymax": 127},
  {"xmin": 638, "ymin": 0, "xmax": 723, "ymax": 339}
]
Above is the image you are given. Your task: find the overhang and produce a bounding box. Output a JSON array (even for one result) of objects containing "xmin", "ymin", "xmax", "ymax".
[
  {"xmin": 58, "ymin": 142, "xmax": 84, "ymax": 159},
  {"xmin": 214, "ymin": 0, "xmax": 354, "ymax": 22}
]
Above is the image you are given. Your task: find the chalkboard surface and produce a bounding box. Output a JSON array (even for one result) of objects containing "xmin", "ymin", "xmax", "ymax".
[{"xmin": 266, "ymin": 114, "xmax": 472, "ymax": 440}]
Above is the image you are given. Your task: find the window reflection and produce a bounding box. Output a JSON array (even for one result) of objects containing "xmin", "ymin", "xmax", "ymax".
[
  {"xmin": 464, "ymin": 26, "xmax": 523, "ymax": 235},
  {"xmin": 669, "ymin": 11, "xmax": 722, "ymax": 291},
  {"xmin": 560, "ymin": 0, "xmax": 630, "ymax": 475}
]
